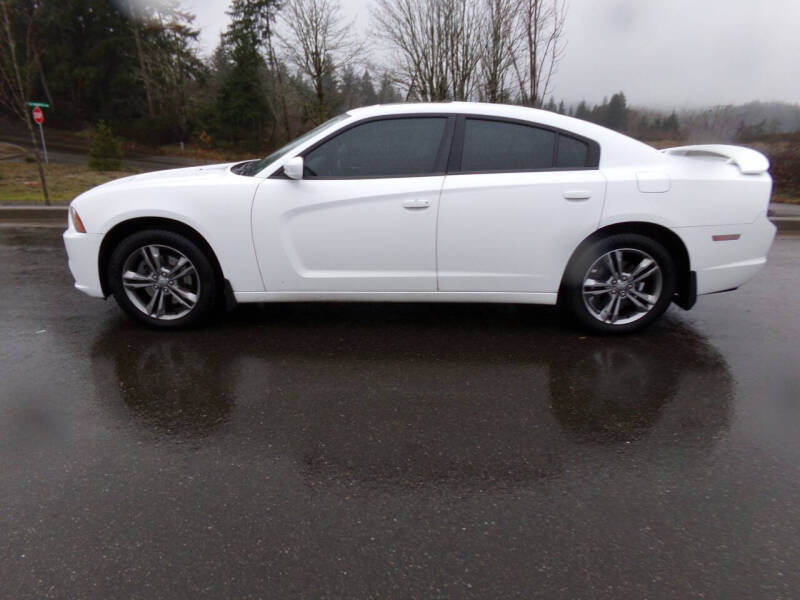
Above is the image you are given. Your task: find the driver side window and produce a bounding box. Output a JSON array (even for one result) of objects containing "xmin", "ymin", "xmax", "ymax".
[{"xmin": 303, "ymin": 117, "xmax": 448, "ymax": 178}]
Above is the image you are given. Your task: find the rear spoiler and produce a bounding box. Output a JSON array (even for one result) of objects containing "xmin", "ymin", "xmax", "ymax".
[{"xmin": 662, "ymin": 144, "xmax": 770, "ymax": 175}]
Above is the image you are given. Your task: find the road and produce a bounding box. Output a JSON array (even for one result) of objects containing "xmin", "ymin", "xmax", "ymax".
[
  {"xmin": 1, "ymin": 228, "xmax": 799, "ymax": 599},
  {"xmin": 0, "ymin": 132, "xmax": 205, "ymax": 172}
]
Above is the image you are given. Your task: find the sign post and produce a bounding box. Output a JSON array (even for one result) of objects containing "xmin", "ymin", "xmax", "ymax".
[{"xmin": 28, "ymin": 102, "xmax": 49, "ymax": 163}]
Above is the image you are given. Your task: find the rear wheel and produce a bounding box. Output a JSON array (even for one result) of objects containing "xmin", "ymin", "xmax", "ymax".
[
  {"xmin": 563, "ymin": 234, "xmax": 676, "ymax": 334},
  {"xmin": 108, "ymin": 229, "xmax": 219, "ymax": 329}
]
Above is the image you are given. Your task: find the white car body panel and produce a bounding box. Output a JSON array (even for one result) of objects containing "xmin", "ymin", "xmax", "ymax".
[
  {"xmin": 437, "ymin": 170, "xmax": 606, "ymax": 292},
  {"xmin": 64, "ymin": 102, "xmax": 776, "ymax": 310},
  {"xmin": 68, "ymin": 164, "xmax": 265, "ymax": 294},
  {"xmin": 252, "ymin": 176, "xmax": 443, "ymax": 292}
]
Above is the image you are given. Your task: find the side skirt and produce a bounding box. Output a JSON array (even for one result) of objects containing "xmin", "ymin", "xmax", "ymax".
[{"xmin": 233, "ymin": 291, "xmax": 559, "ymax": 305}]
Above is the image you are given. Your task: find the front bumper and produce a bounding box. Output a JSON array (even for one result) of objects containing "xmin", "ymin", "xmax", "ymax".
[{"xmin": 63, "ymin": 229, "xmax": 105, "ymax": 298}]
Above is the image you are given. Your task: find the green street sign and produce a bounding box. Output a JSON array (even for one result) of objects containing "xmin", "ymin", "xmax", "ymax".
[{"xmin": 26, "ymin": 101, "xmax": 50, "ymax": 108}]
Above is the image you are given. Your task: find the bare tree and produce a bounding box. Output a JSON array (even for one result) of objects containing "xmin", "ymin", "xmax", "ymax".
[
  {"xmin": 509, "ymin": 0, "xmax": 566, "ymax": 107},
  {"xmin": 372, "ymin": 0, "xmax": 447, "ymax": 101},
  {"xmin": 0, "ymin": 0, "xmax": 49, "ymax": 204},
  {"xmin": 263, "ymin": 7, "xmax": 292, "ymax": 141},
  {"xmin": 480, "ymin": 0, "xmax": 518, "ymax": 103},
  {"xmin": 445, "ymin": 0, "xmax": 483, "ymax": 101},
  {"xmin": 372, "ymin": 0, "xmax": 483, "ymax": 102},
  {"xmin": 374, "ymin": 0, "xmax": 566, "ymax": 106},
  {"xmin": 280, "ymin": 0, "xmax": 363, "ymax": 124}
]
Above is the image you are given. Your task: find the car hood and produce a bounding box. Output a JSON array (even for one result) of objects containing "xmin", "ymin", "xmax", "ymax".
[{"xmin": 90, "ymin": 162, "xmax": 241, "ymax": 191}]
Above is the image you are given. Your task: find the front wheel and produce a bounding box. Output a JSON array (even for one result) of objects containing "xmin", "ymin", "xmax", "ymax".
[
  {"xmin": 108, "ymin": 229, "xmax": 219, "ymax": 329},
  {"xmin": 562, "ymin": 234, "xmax": 676, "ymax": 334}
]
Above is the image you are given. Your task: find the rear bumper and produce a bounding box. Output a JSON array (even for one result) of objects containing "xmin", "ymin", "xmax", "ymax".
[
  {"xmin": 672, "ymin": 212, "xmax": 776, "ymax": 296},
  {"xmin": 63, "ymin": 229, "xmax": 105, "ymax": 298}
]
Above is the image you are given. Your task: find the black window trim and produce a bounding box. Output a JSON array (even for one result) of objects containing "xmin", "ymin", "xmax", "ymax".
[
  {"xmin": 272, "ymin": 114, "xmax": 457, "ymax": 180},
  {"xmin": 449, "ymin": 114, "xmax": 601, "ymax": 175},
  {"xmin": 270, "ymin": 112, "xmax": 600, "ymax": 180}
]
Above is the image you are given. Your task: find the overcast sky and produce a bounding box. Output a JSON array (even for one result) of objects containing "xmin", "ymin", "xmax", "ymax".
[{"xmin": 183, "ymin": 0, "xmax": 800, "ymax": 109}]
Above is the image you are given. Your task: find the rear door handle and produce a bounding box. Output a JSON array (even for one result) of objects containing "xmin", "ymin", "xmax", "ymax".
[
  {"xmin": 402, "ymin": 198, "xmax": 431, "ymax": 209},
  {"xmin": 563, "ymin": 190, "xmax": 592, "ymax": 201}
]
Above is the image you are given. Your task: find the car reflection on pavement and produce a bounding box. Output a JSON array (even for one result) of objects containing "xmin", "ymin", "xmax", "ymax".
[{"xmin": 90, "ymin": 304, "xmax": 733, "ymax": 488}]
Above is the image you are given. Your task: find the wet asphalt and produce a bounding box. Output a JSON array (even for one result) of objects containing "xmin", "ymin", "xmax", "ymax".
[{"xmin": 1, "ymin": 227, "xmax": 799, "ymax": 599}]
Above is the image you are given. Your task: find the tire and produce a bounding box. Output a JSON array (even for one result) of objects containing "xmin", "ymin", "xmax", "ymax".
[
  {"xmin": 562, "ymin": 233, "xmax": 676, "ymax": 335},
  {"xmin": 107, "ymin": 229, "xmax": 219, "ymax": 329}
]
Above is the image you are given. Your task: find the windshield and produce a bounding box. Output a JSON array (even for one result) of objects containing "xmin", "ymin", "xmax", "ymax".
[{"xmin": 235, "ymin": 113, "xmax": 351, "ymax": 176}]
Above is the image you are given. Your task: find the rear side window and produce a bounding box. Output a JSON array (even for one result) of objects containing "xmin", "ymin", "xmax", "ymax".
[
  {"xmin": 461, "ymin": 119, "xmax": 556, "ymax": 172},
  {"xmin": 304, "ymin": 117, "xmax": 447, "ymax": 178},
  {"xmin": 556, "ymin": 135, "xmax": 589, "ymax": 168}
]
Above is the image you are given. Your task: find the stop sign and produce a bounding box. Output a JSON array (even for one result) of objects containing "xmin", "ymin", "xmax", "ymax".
[{"xmin": 32, "ymin": 106, "xmax": 44, "ymax": 124}]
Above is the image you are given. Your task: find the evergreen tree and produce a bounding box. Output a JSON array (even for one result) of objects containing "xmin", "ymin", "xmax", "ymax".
[
  {"xmin": 215, "ymin": 0, "xmax": 278, "ymax": 145},
  {"xmin": 338, "ymin": 64, "xmax": 359, "ymax": 110},
  {"xmin": 32, "ymin": 0, "xmax": 144, "ymax": 127},
  {"xmin": 377, "ymin": 72, "xmax": 400, "ymax": 104},
  {"xmin": 590, "ymin": 97, "xmax": 610, "ymax": 126},
  {"xmin": 88, "ymin": 121, "xmax": 123, "ymax": 171},
  {"xmin": 605, "ymin": 92, "xmax": 628, "ymax": 132},
  {"xmin": 575, "ymin": 100, "xmax": 590, "ymax": 120},
  {"xmin": 359, "ymin": 70, "xmax": 378, "ymax": 106},
  {"xmin": 664, "ymin": 110, "xmax": 680, "ymax": 132}
]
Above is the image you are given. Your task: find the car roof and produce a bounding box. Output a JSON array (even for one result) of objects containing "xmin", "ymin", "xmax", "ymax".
[
  {"xmin": 348, "ymin": 102, "xmax": 663, "ymax": 167},
  {"xmin": 349, "ymin": 102, "xmax": 582, "ymax": 129}
]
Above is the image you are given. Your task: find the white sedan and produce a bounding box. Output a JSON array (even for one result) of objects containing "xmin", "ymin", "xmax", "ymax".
[{"xmin": 63, "ymin": 102, "xmax": 776, "ymax": 333}]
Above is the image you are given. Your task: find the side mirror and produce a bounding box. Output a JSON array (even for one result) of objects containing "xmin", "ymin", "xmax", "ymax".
[{"xmin": 284, "ymin": 156, "xmax": 304, "ymax": 180}]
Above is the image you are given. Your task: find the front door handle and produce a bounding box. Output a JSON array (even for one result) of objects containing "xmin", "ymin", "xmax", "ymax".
[
  {"xmin": 402, "ymin": 198, "xmax": 431, "ymax": 209},
  {"xmin": 563, "ymin": 190, "xmax": 592, "ymax": 201}
]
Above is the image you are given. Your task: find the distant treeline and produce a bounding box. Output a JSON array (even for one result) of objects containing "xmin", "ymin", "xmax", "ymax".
[
  {"xmin": 538, "ymin": 92, "xmax": 680, "ymax": 140},
  {"xmin": 543, "ymin": 95, "xmax": 800, "ymax": 142},
  {"xmin": 2, "ymin": 0, "xmax": 798, "ymax": 152}
]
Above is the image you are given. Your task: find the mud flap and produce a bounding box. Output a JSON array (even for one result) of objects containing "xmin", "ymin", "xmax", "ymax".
[
  {"xmin": 673, "ymin": 271, "xmax": 697, "ymax": 311},
  {"xmin": 223, "ymin": 279, "xmax": 238, "ymax": 312}
]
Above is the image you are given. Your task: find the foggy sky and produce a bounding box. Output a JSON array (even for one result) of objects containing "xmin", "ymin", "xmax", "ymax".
[{"xmin": 184, "ymin": 0, "xmax": 800, "ymax": 109}]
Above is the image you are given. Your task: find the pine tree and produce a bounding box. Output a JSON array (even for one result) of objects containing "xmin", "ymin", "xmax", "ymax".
[
  {"xmin": 664, "ymin": 110, "xmax": 680, "ymax": 132},
  {"xmin": 339, "ymin": 64, "xmax": 358, "ymax": 110},
  {"xmin": 359, "ymin": 70, "xmax": 378, "ymax": 106},
  {"xmin": 88, "ymin": 121, "xmax": 123, "ymax": 171},
  {"xmin": 575, "ymin": 100, "xmax": 590, "ymax": 120},
  {"xmin": 605, "ymin": 92, "xmax": 628, "ymax": 132},
  {"xmin": 215, "ymin": 0, "xmax": 279, "ymax": 145},
  {"xmin": 377, "ymin": 72, "xmax": 399, "ymax": 104}
]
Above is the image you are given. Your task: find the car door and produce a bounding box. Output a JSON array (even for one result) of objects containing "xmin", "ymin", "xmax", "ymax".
[
  {"xmin": 437, "ymin": 116, "xmax": 607, "ymax": 293},
  {"xmin": 252, "ymin": 116, "xmax": 454, "ymax": 292}
]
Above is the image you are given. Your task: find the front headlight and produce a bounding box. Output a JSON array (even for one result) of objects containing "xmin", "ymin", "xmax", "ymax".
[{"xmin": 69, "ymin": 206, "xmax": 86, "ymax": 233}]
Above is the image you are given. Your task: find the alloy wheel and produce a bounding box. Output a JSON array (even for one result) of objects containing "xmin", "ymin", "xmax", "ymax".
[
  {"xmin": 581, "ymin": 248, "xmax": 663, "ymax": 325},
  {"xmin": 121, "ymin": 244, "xmax": 201, "ymax": 320}
]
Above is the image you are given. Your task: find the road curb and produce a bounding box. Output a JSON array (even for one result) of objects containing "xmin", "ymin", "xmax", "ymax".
[
  {"xmin": 771, "ymin": 217, "xmax": 800, "ymax": 235},
  {"xmin": 0, "ymin": 206, "xmax": 67, "ymax": 224},
  {"xmin": 0, "ymin": 206, "xmax": 798, "ymax": 235}
]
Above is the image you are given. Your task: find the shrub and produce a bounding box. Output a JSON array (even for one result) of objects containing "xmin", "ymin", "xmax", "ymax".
[{"xmin": 88, "ymin": 121, "xmax": 123, "ymax": 171}]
